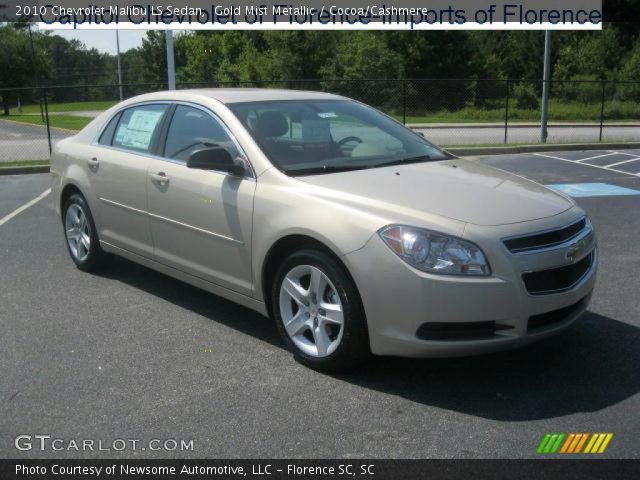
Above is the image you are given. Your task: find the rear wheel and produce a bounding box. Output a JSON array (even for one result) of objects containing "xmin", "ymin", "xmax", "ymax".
[
  {"xmin": 62, "ymin": 194, "xmax": 105, "ymax": 271},
  {"xmin": 272, "ymin": 249, "xmax": 370, "ymax": 371}
]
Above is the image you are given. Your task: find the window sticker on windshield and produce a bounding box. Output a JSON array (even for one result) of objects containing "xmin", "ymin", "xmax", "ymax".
[
  {"xmin": 302, "ymin": 119, "xmax": 331, "ymax": 143},
  {"xmin": 120, "ymin": 110, "xmax": 164, "ymax": 149},
  {"xmin": 317, "ymin": 112, "xmax": 338, "ymax": 118}
]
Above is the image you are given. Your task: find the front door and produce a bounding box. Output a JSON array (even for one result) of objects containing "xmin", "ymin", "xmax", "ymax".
[{"xmin": 146, "ymin": 104, "xmax": 256, "ymax": 296}]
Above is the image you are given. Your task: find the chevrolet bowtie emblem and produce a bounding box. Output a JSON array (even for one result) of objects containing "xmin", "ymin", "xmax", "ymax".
[{"xmin": 566, "ymin": 240, "xmax": 585, "ymax": 263}]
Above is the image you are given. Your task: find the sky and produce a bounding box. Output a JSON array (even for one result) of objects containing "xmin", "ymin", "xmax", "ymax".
[{"xmin": 46, "ymin": 30, "xmax": 147, "ymax": 54}]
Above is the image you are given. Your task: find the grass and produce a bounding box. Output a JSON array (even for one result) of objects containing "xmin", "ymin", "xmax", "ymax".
[
  {"xmin": 394, "ymin": 100, "xmax": 640, "ymax": 124},
  {"xmin": 0, "ymin": 160, "xmax": 49, "ymax": 167},
  {"xmin": 4, "ymin": 98, "xmax": 640, "ymax": 127},
  {"xmin": 2, "ymin": 97, "xmax": 639, "ymax": 136},
  {"xmin": 1, "ymin": 114, "xmax": 91, "ymax": 131},
  {"xmin": 12, "ymin": 100, "xmax": 116, "ymax": 114}
]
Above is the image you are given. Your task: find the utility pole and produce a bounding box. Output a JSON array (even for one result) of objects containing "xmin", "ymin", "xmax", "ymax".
[
  {"xmin": 165, "ymin": 31, "xmax": 176, "ymax": 90},
  {"xmin": 115, "ymin": 30, "xmax": 123, "ymax": 101},
  {"xmin": 540, "ymin": 30, "xmax": 552, "ymax": 143}
]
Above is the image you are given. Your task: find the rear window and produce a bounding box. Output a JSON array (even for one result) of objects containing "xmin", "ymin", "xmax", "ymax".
[{"xmin": 112, "ymin": 104, "xmax": 168, "ymax": 153}]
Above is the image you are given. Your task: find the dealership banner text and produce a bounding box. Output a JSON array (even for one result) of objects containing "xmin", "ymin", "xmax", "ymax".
[{"xmin": 2, "ymin": 1, "xmax": 604, "ymax": 30}]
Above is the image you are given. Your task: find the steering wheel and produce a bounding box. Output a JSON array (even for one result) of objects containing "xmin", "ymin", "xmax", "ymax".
[{"xmin": 336, "ymin": 136, "xmax": 363, "ymax": 148}]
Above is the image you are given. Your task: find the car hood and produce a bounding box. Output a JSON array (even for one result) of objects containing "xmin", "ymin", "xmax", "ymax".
[{"xmin": 295, "ymin": 159, "xmax": 573, "ymax": 226}]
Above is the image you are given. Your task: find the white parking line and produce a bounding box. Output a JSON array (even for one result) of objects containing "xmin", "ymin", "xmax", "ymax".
[
  {"xmin": 0, "ymin": 189, "xmax": 51, "ymax": 227},
  {"xmin": 533, "ymin": 153, "xmax": 640, "ymax": 177},
  {"xmin": 575, "ymin": 152, "xmax": 618, "ymax": 163},
  {"xmin": 610, "ymin": 151, "xmax": 640, "ymax": 157},
  {"xmin": 605, "ymin": 157, "xmax": 640, "ymax": 168}
]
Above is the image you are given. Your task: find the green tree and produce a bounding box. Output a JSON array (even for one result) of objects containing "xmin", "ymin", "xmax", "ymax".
[
  {"xmin": 553, "ymin": 29, "xmax": 624, "ymax": 81},
  {"xmin": 619, "ymin": 39, "xmax": 640, "ymax": 100},
  {"xmin": 319, "ymin": 32, "xmax": 403, "ymax": 79},
  {"xmin": 0, "ymin": 25, "xmax": 51, "ymax": 114},
  {"xmin": 470, "ymin": 31, "xmax": 545, "ymax": 80}
]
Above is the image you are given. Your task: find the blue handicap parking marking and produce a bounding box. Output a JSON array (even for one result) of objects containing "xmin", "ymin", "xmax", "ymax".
[{"xmin": 546, "ymin": 182, "xmax": 640, "ymax": 198}]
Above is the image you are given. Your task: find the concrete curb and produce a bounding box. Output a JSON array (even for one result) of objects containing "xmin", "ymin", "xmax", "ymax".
[
  {"xmin": 0, "ymin": 165, "xmax": 50, "ymax": 176},
  {"xmin": 446, "ymin": 142, "xmax": 640, "ymax": 157}
]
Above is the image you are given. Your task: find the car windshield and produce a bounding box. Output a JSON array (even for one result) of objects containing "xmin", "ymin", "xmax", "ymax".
[{"xmin": 228, "ymin": 99, "xmax": 450, "ymax": 175}]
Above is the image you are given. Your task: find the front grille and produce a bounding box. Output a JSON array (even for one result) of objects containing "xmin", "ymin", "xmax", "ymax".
[
  {"xmin": 527, "ymin": 295, "xmax": 590, "ymax": 332},
  {"xmin": 416, "ymin": 321, "xmax": 513, "ymax": 341},
  {"xmin": 522, "ymin": 252, "xmax": 594, "ymax": 295},
  {"xmin": 504, "ymin": 218, "xmax": 586, "ymax": 253}
]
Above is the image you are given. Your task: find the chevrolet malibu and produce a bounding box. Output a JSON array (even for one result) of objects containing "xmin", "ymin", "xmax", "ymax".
[{"xmin": 50, "ymin": 89, "xmax": 597, "ymax": 370}]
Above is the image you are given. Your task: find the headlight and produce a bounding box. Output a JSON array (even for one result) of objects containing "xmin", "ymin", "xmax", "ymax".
[{"xmin": 378, "ymin": 225, "xmax": 491, "ymax": 276}]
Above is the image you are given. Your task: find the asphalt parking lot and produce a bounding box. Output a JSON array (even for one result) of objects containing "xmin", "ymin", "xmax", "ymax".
[{"xmin": 1, "ymin": 149, "xmax": 639, "ymax": 459}]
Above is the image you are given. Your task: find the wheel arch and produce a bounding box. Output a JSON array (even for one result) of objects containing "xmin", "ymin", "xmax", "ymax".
[
  {"xmin": 60, "ymin": 182, "xmax": 84, "ymax": 212},
  {"xmin": 59, "ymin": 182, "xmax": 104, "ymax": 237},
  {"xmin": 261, "ymin": 234, "xmax": 362, "ymax": 319}
]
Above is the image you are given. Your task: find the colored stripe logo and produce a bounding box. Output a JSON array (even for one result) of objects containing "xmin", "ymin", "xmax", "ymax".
[{"xmin": 537, "ymin": 433, "xmax": 613, "ymax": 454}]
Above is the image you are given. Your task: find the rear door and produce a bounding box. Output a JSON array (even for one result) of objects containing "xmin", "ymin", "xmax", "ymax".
[
  {"xmin": 91, "ymin": 103, "xmax": 168, "ymax": 258},
  {"xmin": 146, "ymin": 103, "xmax": 256, "ymax": 296}
]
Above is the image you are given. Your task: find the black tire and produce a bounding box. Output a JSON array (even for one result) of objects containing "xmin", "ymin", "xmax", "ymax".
[
  {"xmin": 62, "ymin": 193, "xmax": 105, "ymax": 272},
  {"xmin": 272, "ymin": 249, "xmax": 370, "ymax": 371}
]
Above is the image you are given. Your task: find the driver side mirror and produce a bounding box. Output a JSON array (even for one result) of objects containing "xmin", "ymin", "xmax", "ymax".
[{"xmin": 186, "ymin": 147, "xmax": 245, "ymax": 177}]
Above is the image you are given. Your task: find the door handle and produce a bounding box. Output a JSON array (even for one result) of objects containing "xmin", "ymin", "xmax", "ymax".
[
  {"xmin": 87, "ymin": 157, "xmax": 99, "ymax": 170},
  {"xmin": 149, "ymin": 172, "xmax": 170, "ymax": 186}
]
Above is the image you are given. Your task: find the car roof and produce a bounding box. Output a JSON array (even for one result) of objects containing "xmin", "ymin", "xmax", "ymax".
[{"xmin": 133, "ymin": 88, "xmax": 345, "ymax": 104}]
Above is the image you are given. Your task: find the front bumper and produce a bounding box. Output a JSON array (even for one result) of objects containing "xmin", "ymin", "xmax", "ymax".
[{"xmin": 343, "ymin": 211, "xmax": 597, "ymax": 358}]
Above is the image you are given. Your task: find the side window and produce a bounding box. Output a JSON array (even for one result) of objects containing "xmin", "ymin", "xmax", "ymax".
[
  {"xmin": 98, "ymin": 112, "xmax": 120, "ymax": 145},
  {"xmin": 112, "ymin": 104, "xmax": 167, "ymax": 153},
  {"xmin": 163, "ymin": 105, "xmax": 240, "ymax": 162}
]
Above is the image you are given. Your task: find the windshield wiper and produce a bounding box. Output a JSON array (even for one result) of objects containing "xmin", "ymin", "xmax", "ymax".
[
  {"xmin": 373, "ymin": 155, "xmax": 433, "ymax": 168},
  {"xmin": 283, "ymin": 164, "xmax": 371, "ymax": 176},
  {"xmin": 282, "ymin": 155, "xmax": 437, "ymax": 176}
]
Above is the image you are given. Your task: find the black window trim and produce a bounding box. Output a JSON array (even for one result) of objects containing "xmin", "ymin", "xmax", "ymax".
[
  {"xmin": 93, "ymin": 100, "xmax": 255, "ymax": 180},
  {"xmin": 98, "ymin": 111, "xmax": 121, "ymax": 146}
]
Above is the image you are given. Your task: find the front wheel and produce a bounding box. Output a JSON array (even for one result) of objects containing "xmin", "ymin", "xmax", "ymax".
[
  {"xmin": 62, "ymin": 193, "xmax": 105, "ymax": 271},
  {"xmin": 272, "ymin": 249, "xmax": 370, "ymax": 371}
]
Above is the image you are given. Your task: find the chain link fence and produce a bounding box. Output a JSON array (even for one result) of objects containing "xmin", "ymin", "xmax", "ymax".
[{"xmin": 1, "ymin": 79, "xmax": 639, "ymax": 162}]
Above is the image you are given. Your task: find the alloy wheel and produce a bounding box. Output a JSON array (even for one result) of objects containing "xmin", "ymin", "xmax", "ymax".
[
  {"xmin": 279, "ymin": 265, "xmax": 344, "ymax": 357},
  {"xmin": 65, "ymin": 203, "xmax": 91, "ymax": 262}
]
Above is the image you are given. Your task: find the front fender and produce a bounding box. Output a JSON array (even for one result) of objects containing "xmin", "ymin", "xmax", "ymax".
[{"xmin": 251, "ymin": 175, "xmax": 381, "ymax": 301}]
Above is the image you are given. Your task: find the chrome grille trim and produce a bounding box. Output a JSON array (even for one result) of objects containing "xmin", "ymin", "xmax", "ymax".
[{"xmin": 502, "ymin": 217, "xmax": 590, "ymax": 255}]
